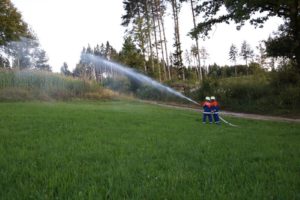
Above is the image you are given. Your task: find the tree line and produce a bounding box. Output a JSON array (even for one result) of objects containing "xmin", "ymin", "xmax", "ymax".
[
  {"xmin": 62, "ymin": 38, "xmax": 280, "ymax": 84},
  {"xmin": 1, "ymin": 0, "xmax": 299, "ymax": 84},
  {"xmin": 121, "ymin": 0, "xmax": 300, "ymax": 81},
  {"xmin": 72, "ymin": 0, "xmax": 297, "ymax": 84}
]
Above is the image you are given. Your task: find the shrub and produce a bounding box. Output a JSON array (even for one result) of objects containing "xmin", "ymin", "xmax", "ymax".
[
  {"xmin": 0, "ymin": 69, "xmax": 118, "ymax": 101},
  {"xmin": 103, "ymin": 77, "xmax": 131, "ymax": 93},
  {"xmin": 191, "ymin": 72, "xmax": 300, "ymax": 116}
]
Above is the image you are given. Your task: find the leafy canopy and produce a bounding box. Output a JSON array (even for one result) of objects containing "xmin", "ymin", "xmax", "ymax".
[
  {"xmin": 191, "ymin": 0, "xmax": 300, "ymax": 71},
  {"xmin": 191, "ymin": 0, "xmax": 297, "ymax": 38},
  {"xmin": 0, "ymin": 0, "xmax": 30, "ymax": 46}
]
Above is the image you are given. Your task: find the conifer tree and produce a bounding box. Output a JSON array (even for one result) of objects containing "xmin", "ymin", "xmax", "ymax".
[
  {"xmin": 119, "ymin": 36, "xmax": 144, "ymax": 71},
  {"xmin": 256, "ymin": 42, "xmax": 267, "ymax": 69},
  {"xmin": 35, "ymin": 49, "xmax": 51, "ymax": 71},
  {"xmin": 229, "ymin": 44, "xmax": 238, "ymax": 76},
  {"xmin": 61, "ymin": 62, "xmax": 71, "ymax": 76},
  {"xmin": 168, "ymin": 0, "xmax": 184, "ymax": 80},
  {"xmin": 240, "ymin": 41, "xmax": 254, "ymax": 66}
]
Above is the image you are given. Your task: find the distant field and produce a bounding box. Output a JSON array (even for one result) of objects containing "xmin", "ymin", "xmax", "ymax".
[{"xmin": 0, "ymin": 101, "xmax": 299, "ymax": 199}]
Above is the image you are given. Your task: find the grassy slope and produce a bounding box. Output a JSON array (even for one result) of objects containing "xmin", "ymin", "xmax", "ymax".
[{"xmin": 0, "ymin": 101, "xmax": 299, "ymax": 199}]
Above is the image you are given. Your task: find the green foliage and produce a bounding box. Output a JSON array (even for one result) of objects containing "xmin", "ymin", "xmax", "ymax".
[
  {"xmin": 35, "ymin": 49, "xmax": 51, "ymax": 71},
  {"xmin": 240, "ymin": 40, "xmax": 254, "ymax": 65},
  {"xmin": 136, "ymin": 84, "xmax": 185, "ymax": 103},
  {"xmin": 102, "ymin": 75, "xmax": 186, "ymax": 103},
  {"xmin": 0, "ymin": 0, "xmax": 30, "ymax": 46},
  {"xmin": 185, "ymin": 67, "xmax": 197, "ymax": 81},
  {"xmin": 60, "ymin": 62, "xmax": 72, "ymax": 76},
  {"xmin": 0, "ymin": 101, "xmax": 299, "ymax": 199},
  {"xmin": 74, "ymin": 47, "xmax": 95, "ymax": 80},
  {"xmin": 265, "ymin": 36, "xmax": 294, "ymax": 59},
  {"xmin": 0, "ymin": 55, "xmax": 10, "ymax": 68},
  {"xmin": 192, "ymin": 69, "xmax": 300, "ymax": 115},
  {"xmin": 208, "ymin": 63, "xmax": 252, "ymax": 78},
  {"xmin": 192, "ymin": 0, "xmax": 295, "ymax": 37},
  {"xmin": 264, "ymin": 23, "xmax": 298, "ymax": 68},
  {"xmin": 119, "ymin": 36, "xmax": 145, "ymax": 71},
  {"xmin": 270, "ymin": 66, "xmax": 300, "ymax": 87},
  {"xmin": 74, "ymin": 43, "xmax": 120, "ymax": 80},
  {"xmin": 4, "ymin": 37, "xmax": 51, "ymax": 70},
  {"xmin": 0, "ymin": 69, "xmax": 112, "ymax": 101},
  {"xmin": 248, "ymin": 62, "xmax": 265, "ymax": 75},
  {"xmin": 191, "ymin": 0, "xmax": 300, "ymax": 72},
  {"xmin": 229, "ymin": 44, "xmax": 238, "ymax": 65},
  {"xmin": 103, "ymin": 76, "xmax": 131, "ymax": 93}
]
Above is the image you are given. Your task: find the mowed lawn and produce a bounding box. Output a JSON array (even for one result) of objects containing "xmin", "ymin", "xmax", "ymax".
[{"xmin": 0, "ymin": 101, "xmax": 299, "ymax": 199}]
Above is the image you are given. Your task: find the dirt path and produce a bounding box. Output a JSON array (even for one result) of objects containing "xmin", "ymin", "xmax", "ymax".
[{"xmin": 143, "ymin": 101, "xmax": 300, "ymax": 123}]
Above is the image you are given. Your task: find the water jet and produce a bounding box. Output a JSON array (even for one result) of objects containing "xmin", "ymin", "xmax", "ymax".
[{"xmin": 83, "ymin": 53, "xmax": 200, "ymax": 105}]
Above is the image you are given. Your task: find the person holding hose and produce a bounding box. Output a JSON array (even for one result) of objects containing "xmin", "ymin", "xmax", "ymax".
[
  {"xmin": 202, "ymin": 96, "xmax": 212, "ymax": 124},
  {"xmin": 210, "ymin": 96, "xmax": 220, "ymax": 124}
]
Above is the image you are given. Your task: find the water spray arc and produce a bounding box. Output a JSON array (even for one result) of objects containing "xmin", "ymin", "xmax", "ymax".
[
  {"xmin": 84, "ymin": 53, "xmax": 199, "ymax": 105},
  {"xmin": 85, "ymin": 53, "xmax": 237, "ymax": 127}
]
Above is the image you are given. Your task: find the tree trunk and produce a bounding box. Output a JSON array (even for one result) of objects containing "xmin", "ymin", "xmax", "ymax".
[
  {"xmin": 145, "ymin": 0, "xmax": 155, "ymax": 72},
  {"xmin": 291, "ymin": 0, "xmax": 300, "ymax": 73},
  {"xmin": 190, "ymin": 0, "xmax": 202, "ymax": 81},
  {"xmin": 151, "ymin": 0, "xmax": 162, "ymax": 82},
  {"xmin": 155, "ymin": 0, "xmax": 167, "ymax": 81},
  {"xmin": 235, "ymin": 62, "xmax": 237, "ymax": 77},
  {"xmin": 171, "ymin": 0, "xmax": 184, "ymax": 80},
  {"xmin": 159, "ymin": 0, "xmax": 171, "ymax": 80},
  {"xmin": 136, "ymin": 2, "xmax": 147, "ymax": 73}
]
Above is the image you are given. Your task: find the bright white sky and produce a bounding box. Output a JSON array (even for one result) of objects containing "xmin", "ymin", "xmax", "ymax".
[{"xmin": 11, "ymin": 0, "xmax": 283, "ymax": 72}]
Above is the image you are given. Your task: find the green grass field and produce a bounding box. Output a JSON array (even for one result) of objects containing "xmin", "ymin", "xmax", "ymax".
[{"xmin": 0, "ymin": 101, "xmax": 299, "ymax": 199}]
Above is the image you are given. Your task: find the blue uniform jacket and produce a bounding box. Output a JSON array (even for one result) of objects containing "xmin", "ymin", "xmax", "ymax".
[
  {"xmin": 211, "ymin": 100, "xmax": 220, "ymax": 112},
  {"xmin": 202, "ymin": 101, "xmax": 211, "ymax": 112}
]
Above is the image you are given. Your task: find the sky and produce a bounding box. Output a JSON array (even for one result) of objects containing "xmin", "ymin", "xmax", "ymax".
[{"xmin": 11, "ymin": 0, "xmax": 284, "ymax": 72}]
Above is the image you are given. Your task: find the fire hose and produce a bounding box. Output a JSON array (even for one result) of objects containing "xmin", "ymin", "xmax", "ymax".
[{"xmin": 203, "ymin": 112, "xmax": 238, "ymax": 127}]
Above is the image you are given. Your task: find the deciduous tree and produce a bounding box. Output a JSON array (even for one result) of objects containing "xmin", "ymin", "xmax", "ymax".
[
  {"xmin": 0, "ymin": 0, "xmax": 30, "ymax": 46},
  {"xmin": 190, "ymin": 0, "xmax": 300, "ymax": 73}
]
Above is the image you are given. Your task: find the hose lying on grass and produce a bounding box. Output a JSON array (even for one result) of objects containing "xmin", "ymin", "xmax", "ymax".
[
  {"xmin": 218, "ymin": 115, "xmax": 238, "ymax": 127},
  {"xmin": 203, "ymin": 112, "xmax": 238, "ymax": 127}
]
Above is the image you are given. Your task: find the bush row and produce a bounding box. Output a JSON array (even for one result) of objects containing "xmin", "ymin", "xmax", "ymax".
[
  {"xmin": 191, "ymin": 69, "xmax": 300, "ymax": 116},
  {"xmin": 102, "ymin": 76, "xmax": 188, "ymax": 103},
  {"xmin": 0, "ymin": 69, "xmax": 118, "ymax": 101}
]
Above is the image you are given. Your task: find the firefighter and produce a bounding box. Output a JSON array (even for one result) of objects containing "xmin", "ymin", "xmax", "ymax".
[
  {"xmin": 210, "ymin": 96, "xmax": 220, "ymax": 124},
  {"xmin": 202, "ymin": 96, "xmax": 212, "ymax": 124}
]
